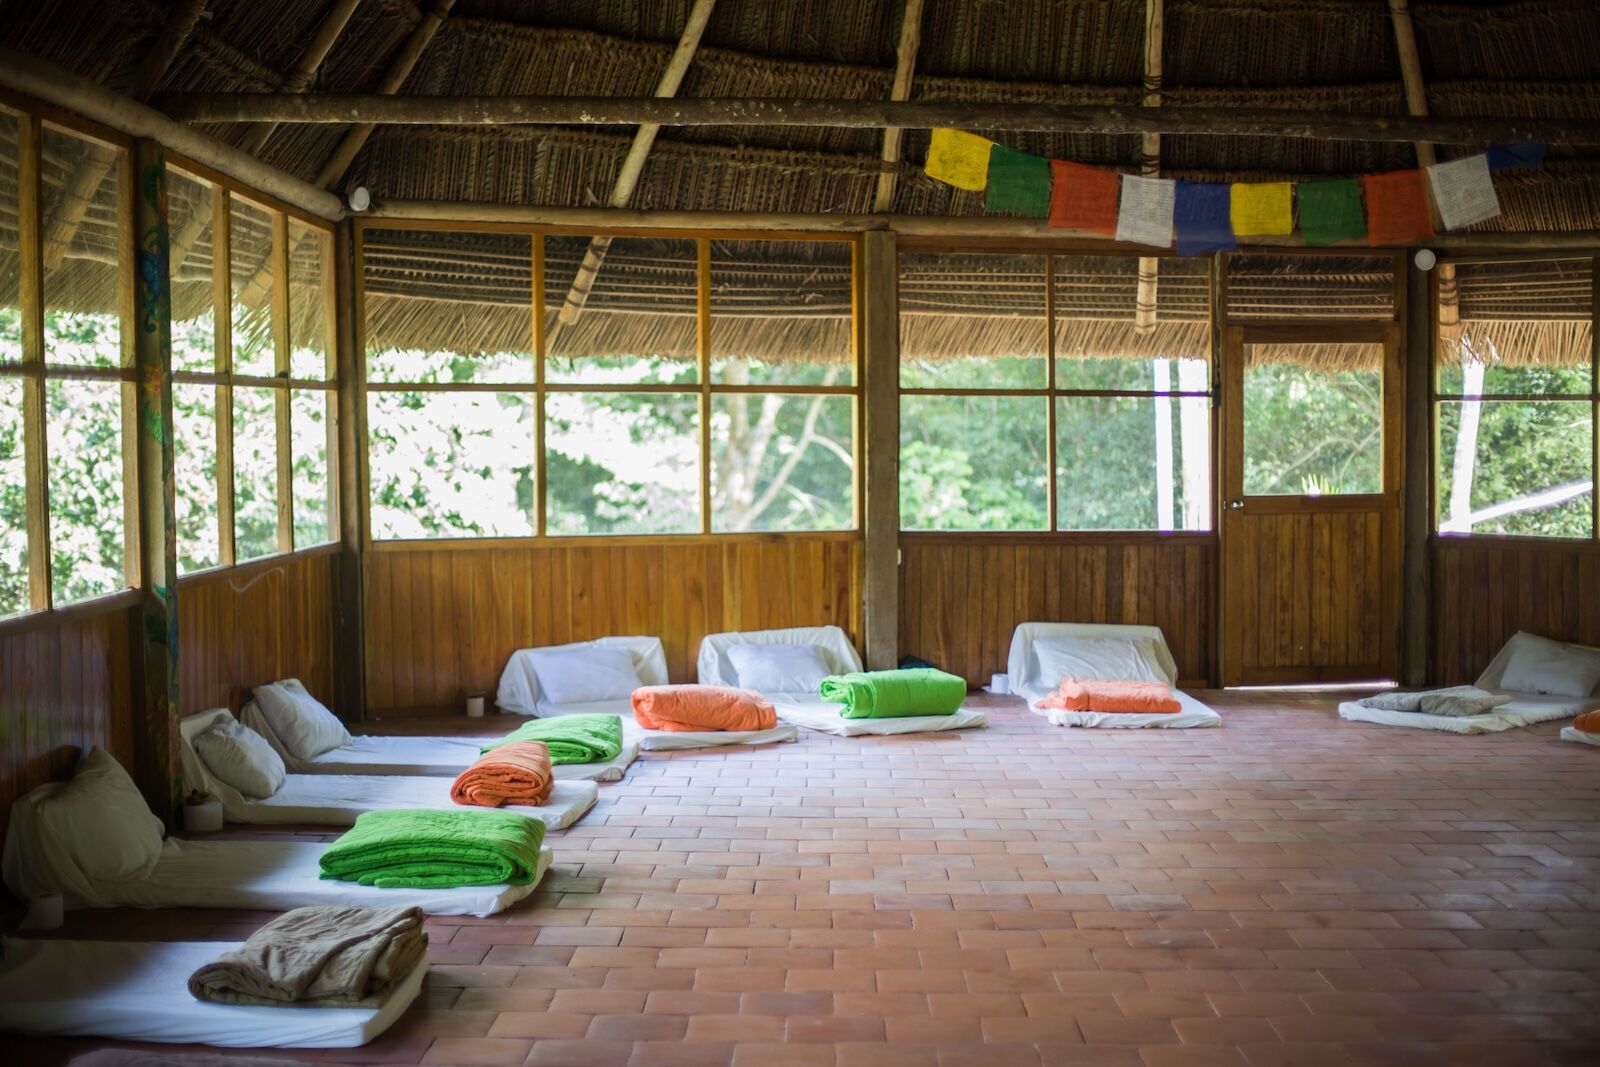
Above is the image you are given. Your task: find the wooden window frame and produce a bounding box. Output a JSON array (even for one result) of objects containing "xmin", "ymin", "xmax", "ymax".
[
  {"xmin": 0, "ymin": 103, "xmax": 139, "ymax": 623},
  {"xmin": 896, "ymin": 248, "xmax": 1216, "ymax": 536},
  {"xmin": 1431, "ymin": 253, "xmax": 1599, "ymax": 545},
  {"xmin": 355, "ymin": 221, "xmax": 863, "ymax": 548},
  {"xmin": 167, "ymin": 159, "xmax": 340, "ymax": 581}
]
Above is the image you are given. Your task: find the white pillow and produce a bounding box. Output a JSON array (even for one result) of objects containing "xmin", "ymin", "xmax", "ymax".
[
  {"xmin": 1499, "ymin": 634, "xmax": 1600, "ymax": 698},
  {"xmin": 728, "ymin": 643, "xmax": 832, "ymax": 693},
  {"xmin": 251, "ymin": 679, "xmax": 351, "ymax": 760},
  {"xmin": 35, "ymin": 748, "xmax": 164, "ymax": 882},
  {"xmin": 531, "ymin": 647, "xmax": 642, "ymax": 706},
  {"xmin": 1034, "ymin": 636, "xmax": 1166, "ymax": 688},
  {"xmin": 193, "ymin": 718, "xmax": 285, "ymax": 798}
]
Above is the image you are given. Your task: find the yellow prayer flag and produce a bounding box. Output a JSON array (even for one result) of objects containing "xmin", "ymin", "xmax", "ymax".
[
  {"xmin": 925, "ymin": 128, "xmax": 994, "ymax": 192},
  {"xmin": 1230, "ymin": 182, "xmax": 1294, "ymax": 236}
]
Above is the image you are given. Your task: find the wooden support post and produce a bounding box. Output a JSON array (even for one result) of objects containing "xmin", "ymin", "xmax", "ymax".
[
  {"xmin": 334, "ymin": 219, "xmax": 367, "ymax": 721},
  {"xmin": 18, "ymin": 114, "xmax": 50, "ymax": 611},
  {"xmin": 871, "ymin": 0, "xmax": 926, "ymax": 213},
  {"xmin": 1401, "ymin": 260, "xmax": 1433, "ymax": 686},
  {"xmin": 860, "ymin": 230, "xmax": 899, "ymax": 671},
  {"xmin": 131, "ymin": 139, "xmax": 181, "ymax": 822}
]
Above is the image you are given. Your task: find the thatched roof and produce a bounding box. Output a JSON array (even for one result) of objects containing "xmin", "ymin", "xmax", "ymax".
[{"xmin": 4, "ymin": 1, "xmax": 1599, "ymax": 367}]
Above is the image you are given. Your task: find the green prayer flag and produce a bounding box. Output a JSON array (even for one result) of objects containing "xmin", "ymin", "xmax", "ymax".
[
  {"xmin": 985, "ymin": 145, "xmax": 1051, "ymax": 217},
  {"xmin": 1297, "ymin": 178, "xmax": 1366, "ymax": 246}
]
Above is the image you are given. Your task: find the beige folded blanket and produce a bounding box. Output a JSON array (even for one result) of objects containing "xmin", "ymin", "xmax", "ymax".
[
  {"xmin": 1359, "ymin": 686, "xmax": 1513, "ymax": 718},
  {"xmin": 188, "ymin": 905, "xmax": 427, "ymax": 1008}
]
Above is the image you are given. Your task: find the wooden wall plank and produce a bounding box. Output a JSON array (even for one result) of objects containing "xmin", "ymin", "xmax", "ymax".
[{"xmin": 1432, "ymin": 538, "xmax": 1600, "ymax": 682}]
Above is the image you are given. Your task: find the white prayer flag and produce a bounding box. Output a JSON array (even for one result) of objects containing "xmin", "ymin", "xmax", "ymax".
[
  {"xmin": 1427, "ymin": 155, "xmax": 1501, "ymax": 230},
  {"xmin": 1115, "ymin": 175, "xmax": 1176, "ymax": 247}
]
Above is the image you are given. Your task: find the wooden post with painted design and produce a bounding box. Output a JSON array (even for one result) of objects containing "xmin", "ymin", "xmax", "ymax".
[{"xmin": 132, "ymin": 138, "xmax": 181, "ymax": 823}]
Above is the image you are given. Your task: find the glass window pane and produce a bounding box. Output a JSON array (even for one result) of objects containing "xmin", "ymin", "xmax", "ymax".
[
  {"xmin": 230, "ymin": 198, "xmax": 277, "ymax": 377},
  {"xmin": 544, "ymin": 235, "xmax": 698, "ymax": 385},
  {"xmin": 712, "ymin": 394, "xmax": 854, "ymax": 532},
  {"xmin": 1057, "ymin": 395, "xmax": 1211, "ymax": 531},
  {"xmin": 233, "ymin": 386, "xmax": 279, "ymax": 560},
  {"xmin": 47, "ymin": 378, "xmax": 126, "ymax": 603},
  {"xmin": 168, "ymin": 167, "xmax": 218, "ymax": 374},
  {"xmin": 364, "ymin": 229, "xmax": 532, "ymax": 383},
  {"xmin": 288, "ymin": 221, "xmax": 331, "ymax": 380},
  {"xmin": 1, "ymin": 110, "xmax": 19, "ymax": 364},
  {"xmin": 900, "ymin": 253, "xmax": 1048, "ymax": 389},
  {"xmin": 1227, "ymin": 253, "xmax": 1395, "ymax": 322},
  {"xmin": 1243, "ymin": 345, "xmax": 1384, "ymax": 496},
  {"xmin": 368, "ymin": 391, "xmax": 534, "ymax": 539},
  {"xmin": 1438, "ymin": 259, "xmax": 1592, "ymax": 395},
  {"xmin": 546, "ymin": 392, "xmax": 700, "ymax": 535},
  {"xmin": 41, "ymin": 125, "xmax": 122, "ymax": 368},
  {"xmin": 1438, "ymin": 400, "xmax": 1593, "ymax": 539},
  {"xmin": 1055, "ymin": 256, "xmax": 1210, "ymax": 389},
  {"xmin": 711, "ymin": 239, "xmax": 853, "ymax": 386},
  {"xmin": 292, "ymin": 388, "xmax": 334, "ymax": 548},
  {"xmin": 899, "ymin": 395, "xmax": 1048, "ymax": 530},
  {"xmin": 1, "ymin": 377, "xmax": 26, "ymax": 614},
  {"xmin": 175, "ymin": 382, "xmax": 219, "ymax": 572}
]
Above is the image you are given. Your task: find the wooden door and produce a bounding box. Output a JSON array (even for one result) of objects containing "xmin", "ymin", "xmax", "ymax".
[{"xmin": 1220, "ymin": 324, "xmax": 1403, "ymax": 685}]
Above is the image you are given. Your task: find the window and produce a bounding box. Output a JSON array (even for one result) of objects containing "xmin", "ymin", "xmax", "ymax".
[
  {"xmin": 898, "ymin": 252, "xmax": 1212, "ymax": 532},
  {"xmin": 0, "ymin": 109, "xmax": 134, "ymax": 617},
  {"xmin": 361, "ymin": 229, "xmax": 858, "ymax": 540},
  {"xmin": 170, "ymin": 164, "xmax": 337, "ymax": 572},
  {"xmin": 1436, "ymin": 258, "xmax": 1596, "ymax": 539}
]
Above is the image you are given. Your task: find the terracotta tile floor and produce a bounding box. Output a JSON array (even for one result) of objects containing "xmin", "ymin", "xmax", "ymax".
[{"xmin": 9, "ymin": 692, "xmax": 1600, "ymax": 1066}]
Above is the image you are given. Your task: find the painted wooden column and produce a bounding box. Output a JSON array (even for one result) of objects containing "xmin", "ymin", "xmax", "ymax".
[
  {"xmin": 1401, "ymin": 260, "xmax": 1433, "ymax": 686},
  {"xmin": 132, "ymin": 138, "xmax": 181, "ymax": 821},
  {"xmin": 860, "ymin": 229, "xmax": 900, "ymax": 671},
  {"xmin": 334, "ymin": 219, "xmax": 367, "ymax": 721}
]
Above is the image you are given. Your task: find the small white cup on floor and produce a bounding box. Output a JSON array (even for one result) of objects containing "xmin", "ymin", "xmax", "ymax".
[
  {"xmin": 988, "ymin": 673, "xmax": 1010, "ymax": 695},
  {"xmin": 466, "ymin": 695, "xmax": 486, "ymax": 718}
]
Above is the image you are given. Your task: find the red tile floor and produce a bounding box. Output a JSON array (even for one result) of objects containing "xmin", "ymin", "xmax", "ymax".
[{"xmin": 8, "ymin": 692, "xmax": 1600, "ymax": 1066}]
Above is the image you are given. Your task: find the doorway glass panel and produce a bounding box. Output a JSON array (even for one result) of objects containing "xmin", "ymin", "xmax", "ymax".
[{"xmin": 1242, "ymin": 342, "xmax": 1383, "ymax": 497}]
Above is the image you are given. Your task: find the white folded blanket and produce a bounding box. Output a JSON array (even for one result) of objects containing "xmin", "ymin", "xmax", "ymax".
[{"xmin": 1358, "ymin": 686, "xmax": 1512, "ymax": 718}]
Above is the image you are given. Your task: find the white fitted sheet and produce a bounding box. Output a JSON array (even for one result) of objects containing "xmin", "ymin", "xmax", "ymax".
[
  {"xmin": 1030, "ymin": 688, "xmax": 1223, "ymax": 729},
  {"xmin": 1560, "ymin": 726, "xmax": 1600, "ymax": 747},
  {"xmin": 182, "ymin": 709, "xmax": 598, "ymax": 827},
  {"xmin": 0, "ymin": 937, "xmax": 424, "ymax": 1048},
  {"xmin": 243, "ymin": 707, "xmax": 640, "ymax": 783},
  {"xmin": 1006, "ymin": 622, "xmax": 1219, "ymax": 728},
  {"xmin": 77, "ymin": 839, "xmax": 550, "ymax": 917},
  {"xmin": 623, "ymin": 719, "xmax": 799, "ymax": 750},
  {"xmin": 771, "ymin": 695, "xmax": 987, "ymax": 736},
  {"xmin": 1337, "ymin": 693, "xmax": 1590, "ymax": 734}
]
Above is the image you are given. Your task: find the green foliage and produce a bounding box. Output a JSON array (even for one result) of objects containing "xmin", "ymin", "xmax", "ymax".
[{"xmin": 1243, "ymin": 364, "xmax": 1382, "ymax": 496}]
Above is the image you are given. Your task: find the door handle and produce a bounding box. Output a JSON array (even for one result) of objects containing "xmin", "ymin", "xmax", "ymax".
[{"xmin": 1226, "ymin": 499, "xmax": 1245, "ymax": 510}]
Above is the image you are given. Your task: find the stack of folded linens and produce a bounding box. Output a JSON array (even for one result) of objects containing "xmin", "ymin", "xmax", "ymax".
[
  {"xmin": 451, "ymin": 740, "xmax": 553, "ymax": 808},
  {"xmin": 188, "ymin": 904, "xmax": 426, "ymax": 1008}
]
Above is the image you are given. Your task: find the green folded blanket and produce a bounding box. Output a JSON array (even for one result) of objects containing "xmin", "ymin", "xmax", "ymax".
[
  {"xmin": 819, "ymin": 668, "xmax": 968, "ymax": 719},
  {"xmin": 482, "ymin": 713, "xmax": 624, "ymax": 764},
  {"xmin": 319, "ymin": 808, "xmax": 545, "ymax": 888}
]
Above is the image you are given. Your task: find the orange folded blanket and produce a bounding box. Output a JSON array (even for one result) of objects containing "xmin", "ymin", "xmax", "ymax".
[
  {"xmin": 1039, "ymin": 679, "xmax": 1183, "ymax": 714},
  {"xmin": 450, "ymin": 740, "xmax": 553, "ymax": 808},
  {"xmin": 1574, "ymin": 709, "xmax": 1600, "ymax": 733},
  {"xmin": 632, "ymin": 685, "xmax": 777, "ymax": 733}
]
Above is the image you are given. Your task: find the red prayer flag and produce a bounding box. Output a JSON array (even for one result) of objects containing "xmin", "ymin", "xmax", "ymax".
[
  {"xmin": 1362, "ymin": 169, "xmax": 1434, "ymax": 246},
  {"xmin": 1048, "ymin": 160, "xmax": 1119, "ymax": 235}
]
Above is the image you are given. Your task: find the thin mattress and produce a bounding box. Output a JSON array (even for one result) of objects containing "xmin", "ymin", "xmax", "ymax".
[
  {"xmin": 182, "ymin": 711, "xmax": 597, "ymax": 828},
  {"xmin": 1008, "ymin": 622, "xmax": 1221, "ymax": 729},
  {"xmin": 241, "ymin": 704, "xmax": 639, "ymax": 782},
  {"xmin": 542, "ymin": 699, "xmax": 799, "ymax": 750},
  {"xmin": 76, "ymin": 839, "xmax": 551, "ymax": 917},
  {"xmin": 698, "ymin": 625, "xmax": 987, "ymax": 735},
  {"xmin": 1560, "ymin": 726, "xmax": 1600, "ymax": 747},
  {"xmin": 0, "ymin": 936, "xmax": 424, "ymax": 1048},
  {"xmin": 1335, "ymin": 632, "xmax": 1600, "ymax": 734}
]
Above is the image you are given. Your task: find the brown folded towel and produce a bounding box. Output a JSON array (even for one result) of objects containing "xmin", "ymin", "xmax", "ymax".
[{"xmin": 187, "ymin": 904, "xmax": 427, "ymax": 1007}]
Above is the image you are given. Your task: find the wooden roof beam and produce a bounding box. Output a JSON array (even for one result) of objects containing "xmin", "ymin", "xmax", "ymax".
[
  {"xmin": 870, "ymin": 0, "xmax": 927, "ymax": 214},
  {"xmin": 156, "ymin": 94, "xmax": 1600, "ymax": 145},
  {"xmin": 1135, "ymin": 0, "xmax": 1163, "ymax": 336},
  {"xmin": 240, "ymin": 0, "xmax": 364, "ymax": 157},
  {"xmin": 553, "ymin": 0, "xmax": 717, "ymax": 333}
]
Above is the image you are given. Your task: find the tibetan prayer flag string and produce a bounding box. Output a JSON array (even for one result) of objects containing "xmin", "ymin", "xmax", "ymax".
[
  {"xmin": 1173, "ymin": 181, "xmax": 1235, "ymax": 256},
  {"xmin": 1427, "ymin": 154, "xmax": 1501, "ymax": 230},
  {"xmin": 1363, "ymin": 169, "xmax": 1435, "ymax": 246},
  {"xmin": 1115, "ymin": 175, "xmax": 1176, "ymax": 248},
  {"xmin": 1048, "ymin": 160, "xmax": 1119, "ymax": 235},
  {"xmin": 924, "ymin": 128, "xmax": 994, "ymax": 191},
  {"xmin": 985, "ymin": 145, "xmax": 1051, "ymax": 217},
  {"xmin": 1296, "ymin": 178, "xmax": 1366, "ymax": 246}
]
